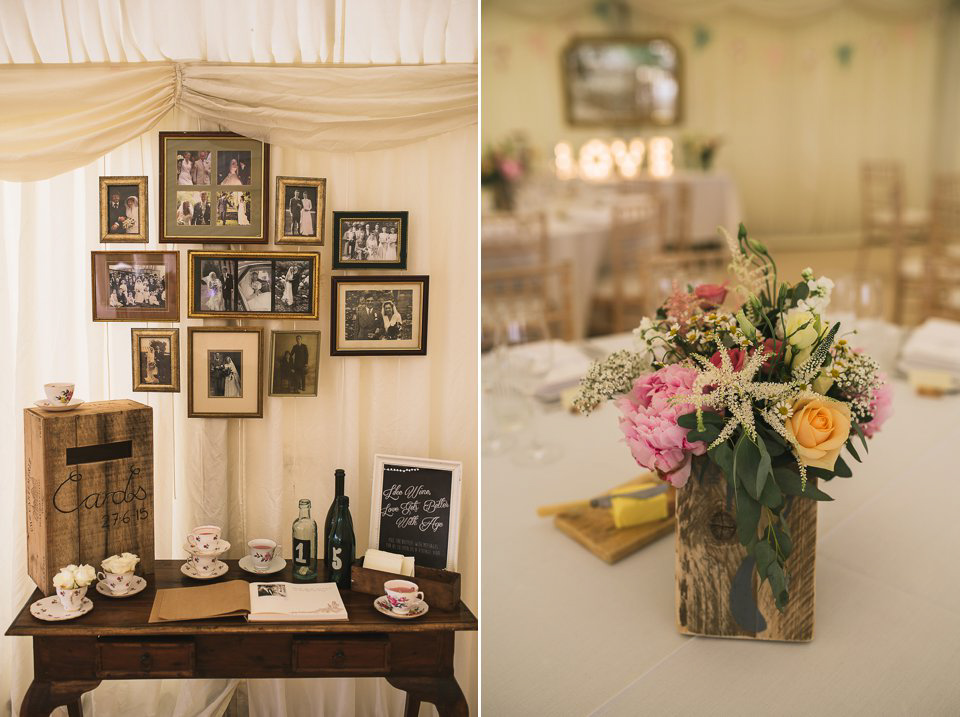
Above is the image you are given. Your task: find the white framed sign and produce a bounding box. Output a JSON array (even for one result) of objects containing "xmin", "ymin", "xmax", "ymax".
[{"xmin": 369, "ymin": 454, "xmax": 463, "ymax": 571}]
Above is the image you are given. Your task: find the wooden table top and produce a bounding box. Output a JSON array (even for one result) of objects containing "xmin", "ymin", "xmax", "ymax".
[{"xmin": 5, "ymin": 560, "xmax": 478, "ymax": 637}]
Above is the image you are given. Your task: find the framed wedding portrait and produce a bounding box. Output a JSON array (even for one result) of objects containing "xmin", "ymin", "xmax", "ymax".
[
  {"xmin": 131, "ymin": 328, "xmax": 179, "ymax": 392},
  {"xmin": 330, "ymin": 275, "xmax": 429, "ymax": 356},
  {"xmin": 269, "ymin": 330, "xmax": 321, "ymax": 397},
  {"xmin": 275, "ymin": 176, "xmax": 326, "ymax": 245},
  {"xmin": 332, "ymin": 211, "xmax": 408, "ymax": 270},
  {"xmin": 91, "ymin": 251, "xmax": 180, "ymax": 322},
  {"xmin": 188, "ymin": 326, "xmax": 264, "ymax": 418},
  {"xmin": 187, "ymin": 250, "xmax": 320, "ymax": 320},
  {"xmin": 99, "ymin": 176, "xmax": 147, "ymax": 243},
  {"xmin": 159, "ymin": 131, "xmax": 270, "ymax": 243}
]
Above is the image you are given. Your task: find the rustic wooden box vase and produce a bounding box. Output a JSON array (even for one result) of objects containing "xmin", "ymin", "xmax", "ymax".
[
  {"xmin": 675, "ymin": 457, "xmax": 817, "ymax": 642},
  {"xmin": 24, "ymin": 399, "xmax": 155, "ymax": 596},
  {"xmin": 350, "ymin": 560, "xmax": 461, "ymax": 611}
]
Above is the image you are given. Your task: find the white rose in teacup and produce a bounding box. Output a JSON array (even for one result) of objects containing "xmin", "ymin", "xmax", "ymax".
[
  {"xmin": 52, "ymin": 569, "xmax": 78, "ymax": 590},
  {"xmin": 102, "ymin": 552, "xmax": 140, "ymax": 574},
  {"xmin": 74, "ymin": 564, "xmax": 97, "ymax": 587}
]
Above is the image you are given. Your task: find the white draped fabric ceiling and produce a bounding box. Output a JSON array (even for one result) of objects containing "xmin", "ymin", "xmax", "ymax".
[{"xmin": 0, "ymin": 2, "xmax": 478, "ymax": 716}]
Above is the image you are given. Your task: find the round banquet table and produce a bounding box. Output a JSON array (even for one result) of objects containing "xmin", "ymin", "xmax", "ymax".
[{"xmin": 482, "ymin": 364, "xmax": 960, "ymax": 714}]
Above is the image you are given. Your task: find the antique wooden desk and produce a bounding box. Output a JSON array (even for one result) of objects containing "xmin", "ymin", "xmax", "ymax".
[{"xmin": 5, "ymin": 560, "xmax": 478, "ymax": 717}]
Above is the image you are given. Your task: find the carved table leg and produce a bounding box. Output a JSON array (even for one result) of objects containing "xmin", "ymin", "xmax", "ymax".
[
  {"xmin": 20, "ymin": 680, "xmax": 100, "ymax": 717},
  {"xmin": 388, "ymin": 677, "xmax": 468, "ymax": 717},
  {"xmin": 403, "ymin": 691, "xmax": 422, "ymax": 717}
]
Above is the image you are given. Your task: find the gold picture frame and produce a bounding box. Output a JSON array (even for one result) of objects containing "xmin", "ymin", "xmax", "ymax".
[
  {"xmin": 187, "ymin": 326, "xmax": 264, "ymax": 418},
  {"xmin": 131, "ymin": 328, "xmax": 180, "ymax": 392},
  {"xmin": 100, "ymin": 176, "xmax": 148, "ymax": 243},
  {"xmin": 187, "ymin": 250, "xmax": 320, "ymax": 320},
  {"xmin": 91, "ymin": 251, "xmax": 180, "ymax": 322},
  {"xmin": 275, "ymin": 176, "xmax": 326, "ymax": 245}
]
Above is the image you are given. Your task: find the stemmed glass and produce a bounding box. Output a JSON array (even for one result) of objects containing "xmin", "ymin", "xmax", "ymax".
[{"xmin": 482, "ymin": 302, "xmax": 528, "ymax": 455}]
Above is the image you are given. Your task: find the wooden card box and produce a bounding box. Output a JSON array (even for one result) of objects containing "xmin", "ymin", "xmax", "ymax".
[
  {"xmin": 675, "ymin": 457, "xmax": 817, "ymax": 642},
  {"xmin": 350, "ymin": 561, "xmax": 461, "ymax": 611},
  {"xmin": 24, "ymin": 400, "xmax": 155, "ymax": 596}
]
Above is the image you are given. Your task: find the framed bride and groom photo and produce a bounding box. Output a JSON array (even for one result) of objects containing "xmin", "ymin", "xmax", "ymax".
[
  {"xmin": 275, "ymin": 176, "xmax": 326, "ymax": 245},
  {"xmin": 158, "ymin": 131, "xmax": 270, "ymax": 244},
  {"xmin": 99, "ymin": 176, "xmax": 147, "ymax": 243},
  {"xmin": 332, "ymin": 210, "xmax": 408, "ymax": 269},
  {"xmin": 186, "ymin": 250, "xmax": 320, "ymax": 320},
  {"xmin": 131, "ymin": 328, "xmax": 180, "ymax": 392},
  {"xmin": 187, "ymin": 326, "xmax": 263, "ymax": 418}
]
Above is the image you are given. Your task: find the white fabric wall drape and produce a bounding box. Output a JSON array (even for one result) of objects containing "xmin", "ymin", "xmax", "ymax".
[
  {"xmin": 481, "ymin": 3, "xmax": 943, "ymax": 238},
  {"xmin": 0, "ymin": 110, "xmax": 478, "ymax": 716}
]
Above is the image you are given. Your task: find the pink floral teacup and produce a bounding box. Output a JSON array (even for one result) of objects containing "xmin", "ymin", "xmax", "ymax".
[
  {"xmin": 247, "ymin": 539, "xmax": 280, "ymax": 572},
  {"xmin": 384, "ymin": 579, "xmax": 424, "ymax": 615},
  {"xmin": 97, "ymin": 570, "xmax": 135, "ymax": 595},
  {"xmin": 44, "ymin": 382, "xmax": 74, "ymax": 405},
  {"xmin": 187, "ymin": 525, "xmax": 222, "ymax": 552},
  {"xmin": 56, "ymin": 586, "xmax": 87, "ymax": 613}
]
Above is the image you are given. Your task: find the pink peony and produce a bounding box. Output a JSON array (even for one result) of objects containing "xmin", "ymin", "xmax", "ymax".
[
  {"xmin": 694, "ymin": 282, "xmax": 728, "ymax": 309},
  {"xmin": 498, "ymin": 158, "xmax": 523, "ymax": 182},
  {"xmin": 861, "ymin": 375, "xmax": 893, "ymax": 438},
  {"xmin": 709, "ymin": 348, "xmax": 747, "ymax": 372},
  {"xmin": 616, "ymin": 364, "xmax": 707, "ymax": 488}
]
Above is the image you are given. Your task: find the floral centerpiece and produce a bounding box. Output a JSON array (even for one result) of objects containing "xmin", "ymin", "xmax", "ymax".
[
  {"xmin": 481, "ymin": 132, "xmax": 531, "ymax": 211},
  {"xmin": 575, "ymin": 224, "xmax": 891, "ymax": 613},
  {"xmin": 682, "ymin": 134, "xmax": 723, "ymax": 171}
]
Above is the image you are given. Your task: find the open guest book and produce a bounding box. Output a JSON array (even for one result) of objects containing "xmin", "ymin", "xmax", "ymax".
[{"xmin": 148, "ymin": 579, "xmax": 348, "ymax": 623}]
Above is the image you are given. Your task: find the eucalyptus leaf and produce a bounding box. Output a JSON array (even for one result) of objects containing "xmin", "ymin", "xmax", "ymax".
[
  {"xmin": 772, "ymin": 522, "xmax": 793, "ymax": 560},
  {"xmin": 736, "ymin": 437, "xmax": 764, "ymax": 500},
  {"xmin": 754, "ymin": 541, "xmax": 777, "ymax": 579},
  {"xmin": 833, "ymin": 456, "xmax": 853, "ymax": 478},
  {"xmin": 852, "ymin": 421, "xmax": 869, "ymax": 453},
  {"xmin": 793, "ymin": 282, "xmax": 809, "ymax": 301},
  {"xmin": 846, "ymin": 438, "xmax": 861, "ymax": 463},
  {"xmin": 759, "ymin": 474, "xmax": 783, "ymax": 509},
  {"xmin": 773, "ymin": 467, "xmax": 834, "ymax": 500},
  {"xmin": 736, "ymin": 492, "xmax": 761, "ymax": 545}
]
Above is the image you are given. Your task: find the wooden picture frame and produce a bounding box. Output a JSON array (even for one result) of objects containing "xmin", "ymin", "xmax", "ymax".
[
  {"xmin": 159, "ymin": 131, "xmax": 270, "ymax": 244},
  {"xmin": 100, "ymin": 176, "xmax": 148, "ymax": 243},
  {"xmin": 187, "ymin": 250, "xmax": 320, "ymax": 320},
  {"xmin": 91, "ymin": 251, "xmax": 179, "ymax": 322},
  {"xmin": 269, "ymin": 330, "xmax": 321, "ymax": 397},
  {"xmin": 131, "ymin": 328, "xmax": 180, "ymax": 392},
  {"xmin": 332, "ymin": 211, "xmax": 408, "ymax": 270},
  {"xmin": 369, "ymin": 454, "xmax": 463, "ymax": 571},
  {"xmin": 330, "ymin": 275, "xmax": 429, "ymax": 356},
  {"xmin": 187, "ymin": 327, "xmax": 264, "ymax": 418},
  {"xmin": 562, "ymin": 35, "xmax": 683, "ymax": 127},
  {"xmin": 275, "ymin": 176, "xmax": 326, "ymax": 245}
]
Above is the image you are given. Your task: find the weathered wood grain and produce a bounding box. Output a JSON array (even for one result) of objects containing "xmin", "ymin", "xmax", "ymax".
[
  {"xmin": 24, "ymin": 400, "xmax": 154, "ymax": 595},
  {"xmin": 675, "ymin": 457, "xmax": 816, "ymax": 642},
  {"xmin": 554, "ymin": 476, "xmax": 675, "ymax": 564}
]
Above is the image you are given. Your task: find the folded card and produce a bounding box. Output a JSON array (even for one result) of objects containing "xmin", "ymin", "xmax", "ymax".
[{"xmin": 363, "ymin": 548, "xmax": 415, "ymax": 577}]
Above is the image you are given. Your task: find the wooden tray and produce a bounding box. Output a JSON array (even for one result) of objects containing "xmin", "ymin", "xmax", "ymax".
[
  {"xmin": 350, "ymin": 561, "xmax": 461, "ymax": 611},
  {"xmin": 554, "ymin": 476, "xmax": 675, "ymax": 564}
]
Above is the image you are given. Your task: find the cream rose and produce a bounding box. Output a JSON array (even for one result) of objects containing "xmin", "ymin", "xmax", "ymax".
[
  {"xmin": 784, "ymin": 394, "xmax": 851, "ymax": 471},
  {"xmin": 781, "ymin": 308, "xmax": 825, "ymax": 368},
  {"xmin": 52, "ymin": 569, "xmax": 77, "ymax": 590},
  {"xmin": 102, "ymin": 552, "xmax": 139, "ymax": 575},
  {"xmin": 74, "ymin": 564, "xmax": 96, "ymax": 587}
]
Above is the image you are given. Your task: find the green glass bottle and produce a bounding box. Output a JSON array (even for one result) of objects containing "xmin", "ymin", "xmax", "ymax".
[
  {"xmin": 324, "ymin": 495, "xmax": 355, "ymax": 590},
  {"xmin": 323, "ymin": 469, "xmax": 346, "ymax": 561},
  {"xmin": 292, "ymin": 498, "xmax": 318, "ymax": 581}
]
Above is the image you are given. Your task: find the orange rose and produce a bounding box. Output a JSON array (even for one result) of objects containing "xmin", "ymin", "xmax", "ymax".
[{"xmin": 784, "ymin": 394, "xmax": 851, "ymax": 471}]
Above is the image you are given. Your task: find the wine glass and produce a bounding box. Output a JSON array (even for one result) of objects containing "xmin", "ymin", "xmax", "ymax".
[
  {"xmin": 481, "ymin": 302, "xmax": 528, "ymax": 455},
  {"xmin": 499, "ymin": 302, "xmax": 563, "ymax": 466}
]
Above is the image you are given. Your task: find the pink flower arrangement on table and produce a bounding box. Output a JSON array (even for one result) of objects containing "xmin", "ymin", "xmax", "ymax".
[{"xmin": 575, "ymin": 225, "xmax": 892, "ymax": 610}]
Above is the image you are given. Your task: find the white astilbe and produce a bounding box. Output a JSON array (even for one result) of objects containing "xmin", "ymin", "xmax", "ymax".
[{"xmin": 719, "ymin": 226, "xmax": 768, "ymax": 297}]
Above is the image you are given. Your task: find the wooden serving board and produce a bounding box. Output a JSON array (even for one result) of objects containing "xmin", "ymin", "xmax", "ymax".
[{"xmin": 554, "ymin": 477, "xmax": 675, "ymax": 564}]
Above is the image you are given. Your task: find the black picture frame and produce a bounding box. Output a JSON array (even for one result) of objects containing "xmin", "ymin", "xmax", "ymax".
[
  {"xmin": 330, "ymin": 275, "xmax": 429, "ymax": 356},
  {"xmin": 331, "ymin": 211, "xmax": 408, "ymax": 270}
]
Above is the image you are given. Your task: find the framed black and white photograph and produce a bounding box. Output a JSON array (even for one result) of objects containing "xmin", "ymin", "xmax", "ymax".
[
  {"xmin": 91, "ymin": 251, "xmax": 180, "ymax": 322},
  {"xmin": 99, "ymin": 176, "xmax": 147, "ymax": 242},
  {"xmin": 369, "ymin": 454, "xmax": 463, "ymax": 571},
  {"xmin": 269, "ymin": 330, "xmax": 320, "ymax": 397},
  {"xmin": 332, "ymin": 211, "xmax": 408, "ymax": 269},
  {"xmin": 187, "ymin": 251, "xmax": 319, "ymax": 320},
  {"xmin": 276, "ymin": 176, "xmax": 326, "ymax": 245},
  {"xmin": 187, "ymin": 326, "xmax": 263, "ymax": 418},
  {"xmin": 330, "ymin": 276, "xmax": 429, "ymax": 356},
  {"xmin": 131, "ymin": 328, "xmax": 179, "ymax": 392},
  {"xmin": 159, "ymin": 132, "xmax": 269, "ymax": 243}
]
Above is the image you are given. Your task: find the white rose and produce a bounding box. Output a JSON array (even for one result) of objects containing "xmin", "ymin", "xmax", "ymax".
[
  {"xmin": 103, "ymin": 553, "xmax": 139, "ymax": 574},
  {"xmin": 74, "ymin": 564, "xmax": 96, "ymax": 587},
  {"xmin": 52, "ymin": 570, "xmax": 76, "ymax": 590}
]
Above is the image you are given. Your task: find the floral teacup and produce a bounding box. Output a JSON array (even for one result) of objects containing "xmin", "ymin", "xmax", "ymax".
[
  {"xmin": 56, "ymin": 585, "xmax": 87, "ymax": 613},
  {"xmin": 97, "ymin": 570, "xmax": 135, "ymax": 595},
  {"xmin": 44, "ymin": 382, "xmax": 75, "ymax": 405}
]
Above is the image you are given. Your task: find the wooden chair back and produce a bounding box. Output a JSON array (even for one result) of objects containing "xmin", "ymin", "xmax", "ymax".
[
  {"xmin": 928, "ymin": 174, "xmax": 960, "ymax": 319},
  {"xmin": 481, "ymin": 211, "xmax": 549, "ymax": 269},
  {"xmin": 481, "ymin": 262, "xmax": 575, "ymax": 341},
  {"xmin": 861, "ymin": 160, "xmax": 904, "ymax": 242}
]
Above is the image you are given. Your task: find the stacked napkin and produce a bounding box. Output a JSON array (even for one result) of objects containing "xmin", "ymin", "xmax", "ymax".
[
  {"xmin": 899, "ymin": 318, "xmax": 960, "ymax": 386},
  {"xmin": 505, "ymin": 341, "xmax": 593, "ymax": 402}
]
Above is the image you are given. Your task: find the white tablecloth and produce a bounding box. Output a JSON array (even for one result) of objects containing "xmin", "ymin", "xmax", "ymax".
[{"xmin": 482, "ymin": 378, "xmax": 960, "ymax": 715}]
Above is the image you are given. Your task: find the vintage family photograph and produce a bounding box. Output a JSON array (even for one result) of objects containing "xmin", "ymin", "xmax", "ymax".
[
  {"xmin": 187, "ymin": 326, "xmax": 263, "ymax": 418},
  {"xmin": 276, "ymin": 176, "xmax": 326, "ymax": 244},
  {"xmin": 159, "ymin": 132, "xmax": 269, "ymax": 243},
  {"xmin": 332, "ymin": 211, "xmax": 408, "ymax": 269},
  {"xmin": 99, "ymin": 176, "xmax": 147, "ymax": 242},
  {"xmin": 331, "ymin": 276, "xmax": 429, "ymax": 356},
  {"xmin": 91, "ymin": 251, "xmax": 179, "ymax": 322},
  {"xmin": 131, "ymin": 328, "xmax": 179, "ymax": 392},
  {"xmin": 188, "ymin": 251, "xmax": 319, "ymax": 319},
  {"xmin": 270, "ymin": 330, "xmax": 320, "ymax": 397}
]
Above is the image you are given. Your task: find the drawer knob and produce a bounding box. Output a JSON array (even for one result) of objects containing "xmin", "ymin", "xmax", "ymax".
[
  {"xmin": 332, "ymin": 649, "xmax": 346, "ymax": 666},
  {"xmin": 140, "ymin": 653, "xmax": 153, "ymax": 669}
]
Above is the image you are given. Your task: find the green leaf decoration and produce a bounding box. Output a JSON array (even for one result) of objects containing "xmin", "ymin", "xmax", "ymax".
[
  {"xmin": 754, "ymin": 541, "xmax": 777, "ymax": 579},
  {"xmin": 773, "ymin": 467, "xmax": 834, "ymax": 500},
  {"xmin": 752, "ymin": 439, "xmax": 773, "ymax": 500},
  {"xmin": 768, "ymin": 563, "xmax": 789, "ymax": 611},
  {"xmin": 805, "ymin": 465, "xmax": 837, "ymax": 481},
  {"xmin": 736, "ymin": 492, "xmax": 761, "ymax": 545},
  {"xmin": 846, "ymin": 438, "xmax": 861, "ymax": 463},
  {"xmin": 759, "ymin": 473, "xmax": 783, "ymax": 509},
  {"xmin": 852, "ymin": 420, "xmax": 869, "ymax": 453},
  {"xmin": 793, "ymin": 281, "xmax": 809, "ymax": 301},
  {"xmin": 772, "ymin": 521, "xmax": 793, "ymax": 560},
  {"xmin": 735, "ymin": 434, "xmax": 763, "ymax": 499},
  {"xmin": 833, "ymin": 456, "xmax": 853, "ymax": 478}
]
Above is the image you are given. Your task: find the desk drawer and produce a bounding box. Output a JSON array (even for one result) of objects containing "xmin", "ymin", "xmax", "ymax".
[
  {"xmin": 293, "ymin": 637, "xmax": 389, "ymax": 674},
  {"xmin": 97, "ymin": 640, "xmax": 195, "ymax": 678}
]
